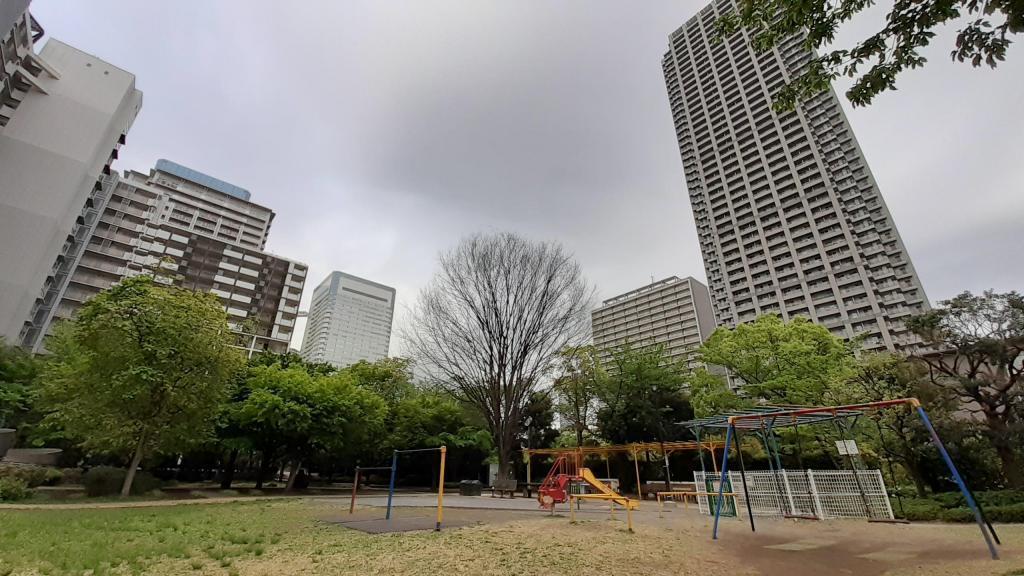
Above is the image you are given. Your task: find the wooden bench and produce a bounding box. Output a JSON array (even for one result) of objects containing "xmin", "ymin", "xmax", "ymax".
[
  {"xmin": 641, "ymin": 481, "xmax": 696, "ymax": 500},
  {"xmin": 489, "ymin": 478, "xmax": 517, "ymax": 498}
]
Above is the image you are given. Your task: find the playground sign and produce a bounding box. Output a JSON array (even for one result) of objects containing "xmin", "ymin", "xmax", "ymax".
[{"xmin": 835, "ymin": 440, "xmax": 859, "ymax": 455}]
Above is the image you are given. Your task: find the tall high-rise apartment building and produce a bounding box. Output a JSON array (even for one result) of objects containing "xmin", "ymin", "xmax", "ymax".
[
  {"xmin": 21, "ymin": 161, "xmax": 306, "ymax": 356},
  {"xmin": 591, "ymin": 276, "xmax": 716, "ymax": 370},
  {"xmin": 0, "ymin": 2, "xmax": 142, "ymax": 343},
  {"xmin": 300, "ymin": 271, "xmax": 395, "ymax": 368},
  {"xmin": 662, "ymin": 0, "xmax": 929, "ymax": 351}
]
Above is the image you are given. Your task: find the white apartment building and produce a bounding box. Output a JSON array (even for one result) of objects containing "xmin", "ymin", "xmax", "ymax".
[
  {"xmin": 591, "ymin": 276, "xmax": 717, "ymax": 371},
  {"xmin": 662, "ymin": 0, "xmax": 930, "ymax": 351},
  {"xmin": 21, "ymin": 162, "xmax": 306, "ymax": 356},
  {"xmin": 300, "ymin": 271, "xmax": 395, "ymax": 368},
  {"xmin": 0, "ymin": 6, "xmax": 142, "ymax": 343}
]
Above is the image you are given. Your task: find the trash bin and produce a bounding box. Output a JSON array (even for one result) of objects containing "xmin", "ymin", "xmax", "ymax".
[{"xmin": 459, "ymin": 480, "xmax": 482, "ymax": 496}]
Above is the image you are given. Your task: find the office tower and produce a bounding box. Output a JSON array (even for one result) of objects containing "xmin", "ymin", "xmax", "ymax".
[
  {"xmin": 662, "ymin": 0, "xmax": 929, "ymax": 351},
  {"xmin": 21, "ymin": 161, "xmax": 306, "ymax": 356},
  {"xmin": 591, "ymin": 276, "xmax": 716, "ymax": 371},
  {"xmin": 300, "ymin": 271, "xmax": 396, "ymax": 368},
  {"xmin": 0, "ymin": 5, "xmax": 142, "ymax": 343}
]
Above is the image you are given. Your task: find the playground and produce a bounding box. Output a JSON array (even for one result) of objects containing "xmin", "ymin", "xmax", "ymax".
[
  {"xmin": 0, "ymin": 496, "xmax": 1021, "ymax": 575},
  {"xmin": 2, "ymin": 399, "xmax": 1021, "ymax": 574}
]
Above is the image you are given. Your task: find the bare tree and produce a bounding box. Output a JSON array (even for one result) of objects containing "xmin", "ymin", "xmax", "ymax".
[{"xmin": 406, "ymin": 233, "xmax": 593, "ymax": 478}]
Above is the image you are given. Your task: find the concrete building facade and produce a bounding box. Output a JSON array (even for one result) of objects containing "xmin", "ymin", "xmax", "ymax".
[
  {"xmin": 300, "ymin": 271, "xmax": 395, "ymax": 368},
  {"xmin": 591, "ymin": 276, "xmax": 716, "ymax": 370},
  {"xmin": 21, "ymin": 162, "xmax": 306, "ymax": 356},
  {"xmin": 662, "ymin": 0, "xmax": 929, "ymax": 351},
  {"xmin": 0, "ymin": 7, "xmax": 142, "ymax": 344}
]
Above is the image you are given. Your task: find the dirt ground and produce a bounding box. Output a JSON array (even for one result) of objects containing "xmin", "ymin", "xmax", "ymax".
[
  {"xmin": 307, "ymin": 500, "xmax": 1022, "ymax": 576},
  {"xmin": 3, "ymin": 497, "xmax": 1020, "ymax": 575}
]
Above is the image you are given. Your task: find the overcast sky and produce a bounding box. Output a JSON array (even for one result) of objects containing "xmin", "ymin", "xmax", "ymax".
[{"xmin": 33, "ymin": 1, "xmax": 1024, "ymax": 352}]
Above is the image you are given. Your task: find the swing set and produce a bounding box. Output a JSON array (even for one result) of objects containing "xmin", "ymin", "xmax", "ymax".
[
  {"xmin": 694, "ymin": 399, "xmax": 1000, "ymax": 561},
  {"xmin": 348, "ymin": 446, "xmax": 448, "ymax": 531}
]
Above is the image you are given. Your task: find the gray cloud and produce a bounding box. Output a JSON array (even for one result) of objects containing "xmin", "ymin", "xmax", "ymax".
[{"xmin": 32, "ymin": 0, "xmax": 1024, "ymax": 351}]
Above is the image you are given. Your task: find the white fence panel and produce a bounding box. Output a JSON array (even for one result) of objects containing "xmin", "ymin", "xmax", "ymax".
[{"xmin": 693, "ymin": 469, "xmax": 893, "ymax": 520}]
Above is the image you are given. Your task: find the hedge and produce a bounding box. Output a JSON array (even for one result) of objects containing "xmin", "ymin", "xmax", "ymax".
[
  {"xmin": 896, "ymin": 491, "xmax": 1024, "ymax": 523},
  {"xmin": 82, "ymin": 467, "xmax": 161, "ymax": 497},
  {"xmin": 0, "ymin": 463, "xmax": 62, "ymax": 488}
]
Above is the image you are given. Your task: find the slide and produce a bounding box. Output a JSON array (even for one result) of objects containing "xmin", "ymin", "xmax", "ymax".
[{"xmin": 579, "ymin": 467, "xmax": 639, "ymax": 510}]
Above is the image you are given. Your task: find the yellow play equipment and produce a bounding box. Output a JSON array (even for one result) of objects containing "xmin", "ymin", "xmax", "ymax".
[{"xmin": 538, "ymin": 456, "xmax": 639, "ymax": 510}]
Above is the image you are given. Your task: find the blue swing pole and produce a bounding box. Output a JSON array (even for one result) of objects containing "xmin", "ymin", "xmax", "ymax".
[
  {"xmin": 712, "ymin": 421, "xmax": 735, "ymax": 540},
  {"xmin": 385, "ymin": 450, "xmax": 398, "ymax": 521},
  {"xmin": 916, "ymin": 404, "xmax": 999, "ymax": 560}
]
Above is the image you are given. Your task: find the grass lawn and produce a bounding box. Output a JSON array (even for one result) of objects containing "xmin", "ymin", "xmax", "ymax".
[{"xmin": 1, "ymin": 499, "xmax": 1022, "ymax": 576}]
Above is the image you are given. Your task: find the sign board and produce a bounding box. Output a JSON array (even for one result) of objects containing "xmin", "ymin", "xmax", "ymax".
[{"xmin": 835, "ymin": 440, "xmax": 859, "ymax": 455}]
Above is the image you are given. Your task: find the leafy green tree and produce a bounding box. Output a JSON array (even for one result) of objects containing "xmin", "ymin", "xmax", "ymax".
[
  {"xmin": 38, "ymin": 276, "xmax": 242, "ymax": 496},
  {"xmin": 845, "ymin": 353, "xmax": 958, "ymax": 497},
  {"xmin": 687, "ymin": 368, "xmax": 752, "ymax": 418},
  {"xmin": 0, "ymin": 339, "xmax": 41, "ymax": 429},
  {"xmin": 908, "ymin": 290, "xmax": 1024, "ymax": 488},
  {"xmin": 342, "ymin": 357, "xmax": 415, "ymax": 406},
  {"xmin": 226, "ymin": 364, "xmax": 387, "ymax": 490},
  {"xmin": 249, "ymin": 351, "xmax": 336, "ymax": 376},
  {"xmin": 717, "ymin": 0, "xmax": 1023, "ymax": 108},
  {"xmin": 698, "ymin": 315, "xmax": 856, "ymax": 404},
  {"xmin": 552, "ymin": 346, "xmax": 605, "ymax": 446},
  {"xmin": 391, "ymin": 393, "xmax": 492, "ymax": 452},
  {"xmin": 517, "ymin": 391, "xmax": 559, "ymax": 450},
  {"xmin": 596, "ymin": 344, "xmax": 693, "ymax": 445}
]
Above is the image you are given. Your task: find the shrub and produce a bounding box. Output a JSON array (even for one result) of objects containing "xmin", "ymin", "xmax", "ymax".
[
  {"xmin": 0, "ymin": 463, "xmax": 61, "ymax": 488},
  {"xmin": 898, "ymin": 498, "xmax": 945, "ymax": 521},
  {"xmin": 59, "ymin": 467, "xmax": 83, "ymax": 485},
  {"xmin": 0, "ymin": 477, "xmax": 31, "ymax": 502},
  {"xmin": 83, "ymin": 467, "xmax": 161, "ymax": 497}
]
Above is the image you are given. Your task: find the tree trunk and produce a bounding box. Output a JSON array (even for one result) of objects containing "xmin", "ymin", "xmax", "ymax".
[
  {"xmin": 255, "ymin": 452, "xmax": 272, "ymax": 489},
  {"xmin": 900, "ymin": 457, "xmax": 928, "ymax": 498},
  {"xmin": 993, "ymin": 441, "xmax": 1024, "ymax": 489},
  {"xmin": 220, "ymin": 448, "xmax": 239, "ymax": 489},
  {"xmin": 121, "ymin": 431, "xmax": 148, "ymax": 498},
  {"xmin": 575, "ymin": 423, "xmax": 584, "ymax": 448},
  {"xmin": 285, "ymin": 459, "xmax": 301, "ymax": 492}
]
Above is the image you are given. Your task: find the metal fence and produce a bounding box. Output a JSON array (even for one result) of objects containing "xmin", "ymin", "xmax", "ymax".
[{"xmin": 693, "ymin": 469, "xmax": 894, "ymax": 520}]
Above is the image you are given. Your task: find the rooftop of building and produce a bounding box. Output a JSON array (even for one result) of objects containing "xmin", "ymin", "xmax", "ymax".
[
  {"xmin": 317, "ymin": 270, "xmax": 396, "ymax": 294},
  {"xmin": 597, "ymin": 276, "xmax": 706, "ymax": 308},
  {"xmin": 155, "ymin": 159, "xmax": 251, "ymax": 201}
]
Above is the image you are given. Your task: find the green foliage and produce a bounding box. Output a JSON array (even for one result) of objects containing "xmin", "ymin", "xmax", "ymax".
[
  {"xmin": 341, "ymin": 357, "xmax": 414, "ymax": 406},
  {"xmin": 82, "ymin": 466, "xmax": 160, "ymax": 497},
  {"xmin": 898, "ymin": 490, "xmax": 1024, "ymax": 522},
  {"xmin": 715, "ymin": 0, "xmax": 1023, "ymax": 108},
  {"xmin": 908, "ymin": 290, "xmax": 1024, "ymax": 488},
  {"xmin": 517, "ymin": 392, "xmax": 559, "ymax": 449},
  {"xmin": 225, "ymin": 364, "xmax": 388, "ymax": 471},
  {"xmin": 0, "ymin": 339, "xmax": 42, "ymax": 428},
  {"xmin": 0, "ymin": 463, "xmax": 61, "ymax": 487},
  {"xmin": 0, "ymin": 476, "xmax": 31, "ymax": 501},
  {"xmin": 596, "ymin": 343, "xmax": 693, "ymax": 444},
  {"xmin": 551, "ymin": 346, "xmax": 605, "ymax": 446},
  {"xmin": 248, "ymin": 351, "xmax": 336, "ymax": 376},
  {"xmin": 390, "ymin": 392, "xmax": 492, "ymax": 453},
  {"xmin": 698, "ymin": 315, "xmax": 856, "ymax": 405},
  {"xmin": 687, "ymin": 368, "xmax": 752, "ymax": 418},
  {"xmin": 37, "ymin": 276, "xmax": 243, "ymax": 496}
]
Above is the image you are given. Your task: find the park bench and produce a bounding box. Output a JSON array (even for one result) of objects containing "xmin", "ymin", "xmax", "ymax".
[
  {"xmin": 641, "ymin": 481, "xmax": 696, "ymax": 500},
  {"xmin": 489, "ymin": 477, "xmax": 518, "ymax": 498}
]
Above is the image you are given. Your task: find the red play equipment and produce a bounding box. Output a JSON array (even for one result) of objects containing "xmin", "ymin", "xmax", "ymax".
[{"xmin": 537, "ymin": 455, "xmax": 638, "ymax": 510}]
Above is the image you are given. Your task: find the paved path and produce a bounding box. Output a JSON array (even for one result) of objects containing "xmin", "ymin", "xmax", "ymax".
[{"xmin": 0, "ymin": 494, "xmax": 298, "ymax": 511}]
